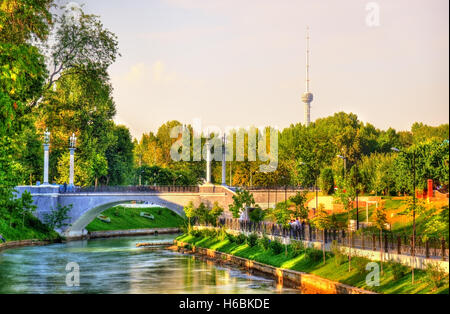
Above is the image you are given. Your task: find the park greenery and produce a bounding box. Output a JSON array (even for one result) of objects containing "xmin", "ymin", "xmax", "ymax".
[
  {"xmin": 85, "ymin": 206, "xmax": 185, "ymax": 232},
  {"xmin": 0, "ymin": 1, "xmax": 449, "ymax": 244},
  {"xmin": 178, "ymin": 229, "xmax": 449, "ymax": 294}
]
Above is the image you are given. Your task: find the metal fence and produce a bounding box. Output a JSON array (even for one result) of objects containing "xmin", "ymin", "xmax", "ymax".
[
  {"xmin": 196, "ymin": 218, "xmax": 449, "ymax": 261},
  {"xmin": 60, "ymin": 185, "xmax": 200, "ymax": 194}
]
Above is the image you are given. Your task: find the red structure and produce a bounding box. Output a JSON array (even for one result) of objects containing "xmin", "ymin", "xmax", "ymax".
[{"xmin": 427, "ymin": 179, "xmax": 433, "ymax": 199}]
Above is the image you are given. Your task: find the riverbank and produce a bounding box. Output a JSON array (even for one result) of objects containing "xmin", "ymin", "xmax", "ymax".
[
  {"xmin": 172, "ymin": 240, "xmax": 373, "ymax": 294},
  {"xmin": 0, "ymin": 216, "xmax": 61, "ymax": 243},
  {"xmin": 0, "ymin": 238, "xmax": 61, "ymax": 252},
  {"xmin": 177, "ymin": 232, "xmax": 449, "ymax": 294}
]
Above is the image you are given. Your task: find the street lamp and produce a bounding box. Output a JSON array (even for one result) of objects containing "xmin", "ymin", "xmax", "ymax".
[
  {"xmin": 69, "ymin": 133, "xmax": 77, "ymax": 187},
  {"xmin": 43, "ymin": 129, "xmax": 51, "ymax": 185},
  {"xmin": 337, "ymin": 155, "xmax": 347, "ymax": 179},
  {"xmin": 392, "ymin": 146, "xmax": 416, "ymax": 284}
]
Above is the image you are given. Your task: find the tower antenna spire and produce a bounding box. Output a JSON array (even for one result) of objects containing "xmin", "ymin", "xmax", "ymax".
[
  {"xmin": 306, "ymin": 26, "xmax": 310, "ymax": 92},
  {"xmin": 301, "ymin": 26, "xmax": 314, "ymax": 127}
]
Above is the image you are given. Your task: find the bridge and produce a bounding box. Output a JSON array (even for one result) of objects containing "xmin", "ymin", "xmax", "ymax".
[{"xmin": 14, "ymin": 185, "xmax": 307, "ymax": 238}]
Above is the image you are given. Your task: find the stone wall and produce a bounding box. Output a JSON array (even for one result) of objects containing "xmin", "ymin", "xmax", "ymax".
[{"xmin": 174, "ymin": 240, "xmax": 374, "ymax": 294}]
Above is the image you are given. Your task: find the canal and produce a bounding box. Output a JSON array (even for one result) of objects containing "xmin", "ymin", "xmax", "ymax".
[{"xmin": 0, "ymin": 234, "xmax": 300, "ymax": 294}]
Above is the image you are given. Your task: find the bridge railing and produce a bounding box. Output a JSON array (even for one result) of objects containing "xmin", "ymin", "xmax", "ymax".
[
  {"xmin": 60, "ymin": 185, "xmax": 200, "ymax": 194},
  {"xmin": 238, "ymin": 186, "xmax": 312, "ymax": 192}
]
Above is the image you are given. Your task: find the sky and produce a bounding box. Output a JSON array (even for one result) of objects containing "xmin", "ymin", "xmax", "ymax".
[{"xmin": 73, "ymin": 0, "xmax": 448, "ymax": 138}]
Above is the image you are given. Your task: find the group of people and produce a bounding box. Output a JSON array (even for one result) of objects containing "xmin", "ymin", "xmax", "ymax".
[{"xmin": 289, "ymin": 219, "xmax": 302, "ymax": 228}]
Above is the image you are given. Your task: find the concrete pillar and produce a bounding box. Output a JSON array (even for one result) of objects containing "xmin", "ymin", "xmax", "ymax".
[
  {"xmin": 43, "ymin": 144, "xmax": 49, "ymax": 185},
  {"xmin": 69, "ymin": 148, "xmax": 75, "ymax": 186},
  {"xmin": 206, "ymin": 141, "xmax": 211, "ymax": 184},
  {"xmin": 221, "ymin": 135, "xmax": 226, "ymax": 185}
]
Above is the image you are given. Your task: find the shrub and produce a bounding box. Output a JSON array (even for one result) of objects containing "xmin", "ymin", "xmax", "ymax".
[
  {"xmin": 227, "ymin": 233, "xmax": 236, "ymax": 243},
  {"xmin": 290, "ymin": 240, "xmax": 305, "ymax": 257},
  {"xmin": 247, "ymin": 233, "xmax": 258, "ymax": 247},
  {"xmin": 190, "ymin": 229, "xmax": 201, "ymax": 237},
  {"xmin": 304, "ymin": 248, "xmax": 323, "ymax": 263},
  {"xmin": 330, "ymin": 240, "xmax": 346, "ymax": 266},
  {"xmin": 386, "ymin": 260, "xmax": 409, "ymax": 281},
  {"xmin": 258, "ymin": 235, "xmax": 270, "ymax": 251},
  {"xmin": 424, "ymin": 262, "xmax": 448, "ymax": 291},
  {"xmin": 353, "ymin": 257, "xmax": 372, "ymax": 275},
  {"xmin": 269, "ymin": 239, "xmax": 284, "ymax": 255},
  {"xmin": 204, "ymin": 228, "xmax": 218, "ymax": 238},
  {"xmin": 235, "ymin": 233, "xmax": 247, "ymax": 245}
]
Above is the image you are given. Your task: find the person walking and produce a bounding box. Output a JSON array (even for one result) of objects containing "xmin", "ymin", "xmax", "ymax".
[{"xmin": 0, "ymin": 234, "xmax": 6, "ymax": 243}]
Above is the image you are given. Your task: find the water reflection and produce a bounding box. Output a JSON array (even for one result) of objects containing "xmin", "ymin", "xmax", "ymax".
[{"xmin": 0, "ymin": 235, "xmax": 300, "ymax": 294}]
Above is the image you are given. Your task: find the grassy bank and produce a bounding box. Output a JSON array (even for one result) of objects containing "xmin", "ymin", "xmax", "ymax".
[
  {"xmin": 86, "ymin": 206, "xmax": 184, "ymax": 232},
  {"xmin": 0, "ymin": 217, "xmax": 60, "ymax": 242},
  {"xmin": 177, "ymin": 230, "xmax": 449, "ymax": 294}
]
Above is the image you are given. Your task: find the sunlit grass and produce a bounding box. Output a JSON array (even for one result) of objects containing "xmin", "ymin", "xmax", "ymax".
[{"xmin": 178, "ymin": 232, "xmax": 449, "ymax": 294}]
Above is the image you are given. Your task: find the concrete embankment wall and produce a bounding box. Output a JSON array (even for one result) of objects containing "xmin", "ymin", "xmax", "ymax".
[
  {"xmin": 86, "ymin": 227, "xmax": 180, "ymax": 240},
  {"xmin": 174, "ymin": 240, "xmax": 375, "ymax": 294},
  {"xmin": 0, "ymin": 239, "xmax": 58, "ymax": 251}
]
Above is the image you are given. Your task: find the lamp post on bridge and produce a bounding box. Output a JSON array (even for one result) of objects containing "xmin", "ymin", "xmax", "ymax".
[
  {"xmin": 205, "ymin": 140, "xmax": 212, "ymax": 184},
  {"xmin": 43, "ymin": 129, "xmax": 51, "ymax": 185},
  {"xmin": 69, "ymin": 133, "xmax": 77, "ymax": 187}
]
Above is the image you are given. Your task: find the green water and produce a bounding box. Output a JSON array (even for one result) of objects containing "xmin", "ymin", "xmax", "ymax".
[{"xmin": 0, "ymin": 235, "xmax": 300, "ymax": 294}]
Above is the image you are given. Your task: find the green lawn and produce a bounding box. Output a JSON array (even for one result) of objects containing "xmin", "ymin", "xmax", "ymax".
[
  {"xmin": 177, "ymin": 232, "xmax": 449, "ymax": 294},
  {"xmin": 0, "ymin": 216, "xmax": 60, "ymax": 242},
  {"xmin": 85, "ymin": 206, "xmax": 185, "ymax": 232}
]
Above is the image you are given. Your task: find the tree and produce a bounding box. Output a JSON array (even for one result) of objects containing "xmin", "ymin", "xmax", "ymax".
[
  {"xmin": 311, "ymin": 205, "xmax": 332, "ymax": 264},
  {"xmin": 44, "ymin": 5, "xmax": 119, "ymax": 92},
  {"xmin": 228, "ymin": 188, "xmax": 256, "ymax": 218},
  {"xmin": 422, "ymin": 205, "xmax": 449, "ymax": 242},
  {"xmin": 289, "ymin": 191, "xmax": 309, "ymax": 222},
  {"xmin": 372, "ymin": 205, "xmax": 388, "ymax": 274},
  {"xmin": 43, "ymin": 204, "xmax": 72, "ymax": 230},
  {"xmin": 319, "ymin": 168, "xmax": 334, "ymax": 195},
  {"xmin": 334, "ymin": 180, "xmax": 356, "ymax": 271},
  {"xmin": 268, "ymin": 202, "xmax": 291, "ymax": 256},
  {"xmin": 209, "ymin": 202, "xmax": 224, "ymax": 226},
  {"xmin": 249, "ymin": 206, "xmax": 265, "ymax": 223},
  {"xmin": 1, "ymin": 0, "xmax": 52, "ymax": 227},
  {"xmin": 183, "ymin": 201, "xmax": 195, "ymax": 232},
  {"xmin": 105, "ymin": 125, "xmax": 134, "ymax": 185}
]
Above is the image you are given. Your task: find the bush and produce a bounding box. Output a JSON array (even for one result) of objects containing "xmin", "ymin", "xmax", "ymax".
[
  {"xmin": 269, "ymin": 239, "xmax": 284, "ymax": 255},
  {"xmin": 304, "ymin": 248, "xmax": 323, "ymax": 263},
  {"xmin": 330, "ymin": 240, "xmax": 346, "ymax": 266},
  {"xmin": 386, "ymin": 260, "xmax": 409, "ymax": 281},
  {"xmin": 247, "ymin": 233, "xmax": 258, "ymax": 247},
  {"xmin": 235, "ymin": 233, "xmax": 247, "ymax": 245},
  {"xmin": 190, "ymin": 229, "xmax": 201, "ymax": 237},
  {"xmin": 290, "ymin": 240, "xmax": 305, "ymax": 257},
  {"xmin": 353, "ymin": 257, "xmax": 372, "ymax": 275},
  {"xmin": 258, "ymin": 235, "xmax": 270, "ymax": 251},
  {"xmin": 226, "ymin": 232, "xmax": 237, "ymax": 243},
  {"xmin": 424, "ymin": 262, "xmax": 448, "ymax": 291}
]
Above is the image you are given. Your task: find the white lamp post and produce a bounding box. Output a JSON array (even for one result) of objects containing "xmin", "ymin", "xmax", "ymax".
[
  {"xmin": 206, "ymin": 140, "xmax": 211, "ymax": 184},
  {"xmin": 69, "ymin": 133, "xmax": 77, "ymax": 186},
  {"xmin": 43, "ymin": 129, "xmax": 51, "ymax": 185}
]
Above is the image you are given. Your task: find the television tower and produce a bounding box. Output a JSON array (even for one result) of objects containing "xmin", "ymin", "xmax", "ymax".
[{"xmin": 301, "ymin": 27, "xmax": 313, "ymax": 127}]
